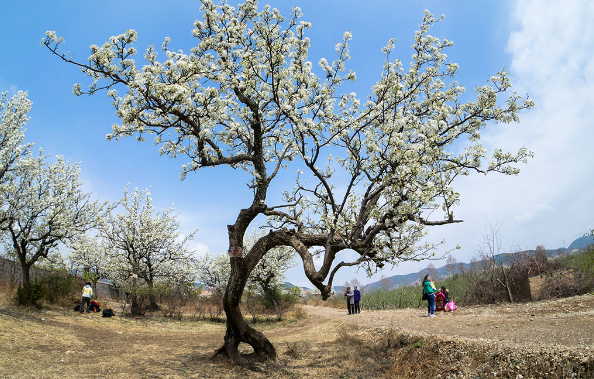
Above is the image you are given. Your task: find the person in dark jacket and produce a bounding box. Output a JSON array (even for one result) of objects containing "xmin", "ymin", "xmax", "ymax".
[
  {"xmin": 344, "ymin": 287, "xmax": 355, "ymax": 314},
  {"xmin": 353, "ymin": 286, "xmax": 361, "ymax": 313},
  {"xmin": 440, "ymin": 286, "xmax": 450, "ymax": 303}
]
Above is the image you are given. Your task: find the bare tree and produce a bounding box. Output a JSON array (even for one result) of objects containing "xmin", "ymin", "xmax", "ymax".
[
  {"xmin": 427, "ymin": 263, "xmax": 438, "ymax": 281},
  {"xmin": 350, "ymin": 277, "xmax": 362, "ymax": 291},
  {"xmin": 475, "ymin": 223, "xmax": 514, "ymax": 303},
  {"xmin": 445, "ymin": 254, "xmax": 458, "ymax": 277}
]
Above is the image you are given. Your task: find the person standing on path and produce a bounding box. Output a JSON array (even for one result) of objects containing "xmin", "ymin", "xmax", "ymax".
[
  {"xmin": 422, "ymin": 274, "xmax": 437, "ymax": 318},
  {"xmin": 80, "ymin": 282, "xmax": 93, "ymax": 313},
  {"xmin": 353, "ymin": 286, "xmax": 361, "ymax": 314},
  {"xmin": 344, "ymin": 287, "xmax": 355, "ymax": 314}
]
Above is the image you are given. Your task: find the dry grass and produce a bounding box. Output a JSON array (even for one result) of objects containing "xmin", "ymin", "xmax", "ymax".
[{"xmin": 1, "ymin": 297, "xmax": 593, "ymax": 378}]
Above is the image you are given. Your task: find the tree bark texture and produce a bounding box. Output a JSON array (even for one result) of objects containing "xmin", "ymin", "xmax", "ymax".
[
  {"xmin": 20, "ymin": 260, "xmax": 30, "ymax": 287},
  {"xmin": 213, "ymin": 256, "xmax": 276, "ymax": 366}
]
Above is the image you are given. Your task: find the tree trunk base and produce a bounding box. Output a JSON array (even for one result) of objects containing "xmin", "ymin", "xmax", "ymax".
[{"xmin": 211, "ymin": 324, "xmax": 276, "ymax": 371}]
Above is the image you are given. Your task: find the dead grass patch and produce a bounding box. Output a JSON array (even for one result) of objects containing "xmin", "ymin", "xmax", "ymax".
[{"xmin": 1, "ymin": 298, "xmax": 593, "ymax": 378}]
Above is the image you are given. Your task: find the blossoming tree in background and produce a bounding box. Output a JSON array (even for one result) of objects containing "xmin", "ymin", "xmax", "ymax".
[
  {"xmin": 44, "ymin": 0, "xmax": 533, "ymax": 366},
  {"xmin": 0, "ymin": 91, "xmax": 32, "ymax": 280},
  {"xmin": 68, "ymin": 234, "xmax": 107, "ymax": 297},
  {"xmin": 2, "ymin": 151, "xmax": 103, "ymax": 288},
  {"xmin": 196, "ymin": 228, "xmax": 296, "ymax": 310},
  {"xmin": 243, "ymin": 229, "xmax": 297, "ymax": 310},
  {"xmin": 97, "ymin": 186, "xmax": 198, "ymax": 314},
  {"xmin": 196, "ymin": 252, "xmax": 230, "ymax": 295}
]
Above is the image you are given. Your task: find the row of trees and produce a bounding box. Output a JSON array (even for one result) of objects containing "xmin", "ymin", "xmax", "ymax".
[
  {"xmin": 0, "ymin": 90, "xmax": 198, "ymax": 306},
  {"xmin": 357, "ymin": 242, "xmax": 594, "ymax": 311},
  {"xmin": 0, "ymin": 91, "xmax": 295, "ymax": 313}
]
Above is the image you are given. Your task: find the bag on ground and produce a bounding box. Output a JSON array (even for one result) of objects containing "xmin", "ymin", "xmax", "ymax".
[
  {"xmin": 102, "ymin": 308, "xmax": 115, "ymax": 317},
  {"xmin": 89, "ymin": 300, "xmax": 101, "ymax": 312},
  {"xmin": 445, "ymin": 300, "xmax": 457, "ymax": 311}
]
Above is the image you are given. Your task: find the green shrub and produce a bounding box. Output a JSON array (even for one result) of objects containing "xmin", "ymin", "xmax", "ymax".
[
  {"xmin": 16, "ymin": 283, "xmax": 46, "ymax": 306},
  {"xmin": 36, "ymin": 269, "xmax": 79, "ymax": 304}
]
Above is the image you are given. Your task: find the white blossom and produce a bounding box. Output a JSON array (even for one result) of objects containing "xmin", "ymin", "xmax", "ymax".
[
  {"xmin": 98, "ymin": 186, "xmax": 199, "ymax": 294},
  {"xmin": 2, "ymin": 151, "xmax": 104, "ymax": 286}
]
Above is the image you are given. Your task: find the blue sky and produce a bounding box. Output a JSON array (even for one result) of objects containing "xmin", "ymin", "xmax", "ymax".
[{"xmin": 1, "ymin": 0, "xmax": 593, "ymax": 288}]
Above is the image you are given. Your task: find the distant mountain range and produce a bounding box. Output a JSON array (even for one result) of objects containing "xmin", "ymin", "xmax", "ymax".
[
  {"xmin": 286, "ymin": 235, "xmax": 594, "ymax": 293},
  {"xmin": 358, "ymin": 235, "xmax": 594, "ymax": 291}
]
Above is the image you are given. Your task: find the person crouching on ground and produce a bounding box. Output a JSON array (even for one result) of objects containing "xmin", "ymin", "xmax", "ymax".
[
  {"xmin": 80, "ymin": 282, "xmax": 93, "ymax": 313},
  {"xmin": 344, "ymin": 287, "xmax": 355, "ymax": 314},
  {"xmin": 422, "ymin": 275, "xmax": 437, "ymax": 318},
  {"xmin": 440, "ymin": 286, "xmax": 450, "ymax": 303},
  {"xmin": 353, "ymin": 286, "xmax": 361, "ymax": 314}
]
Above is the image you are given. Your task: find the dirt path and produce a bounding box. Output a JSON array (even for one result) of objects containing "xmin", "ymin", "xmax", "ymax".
[{"xmin": 300, "ymin": 293, "xmax": 594, "ymax": 350}]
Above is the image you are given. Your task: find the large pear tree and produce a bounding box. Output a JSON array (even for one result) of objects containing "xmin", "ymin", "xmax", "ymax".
[{"xmin": 44, "ymin": 1, "xmax": 533, "ymax": 366}]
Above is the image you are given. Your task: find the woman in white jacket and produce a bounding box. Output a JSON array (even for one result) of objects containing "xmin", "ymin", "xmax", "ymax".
[{"xmin": 80, "ymin": 282, "xmax": 93, "ymax": 313}]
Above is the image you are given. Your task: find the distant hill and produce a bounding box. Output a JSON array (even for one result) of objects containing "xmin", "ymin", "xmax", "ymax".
[
  {"xmin": 354, "ymin": 234, "xmax": 593, "ymax": 292},
  {"xmin": 362, "ymin": 266, "xmax": 450, "ymax": 292},
  {"xmin": 287, "ymin": 235, "xmax": 593, "ymax": 292},
  {"xmin": 567, "ymin": 235, "xmax": 594, "ymax": 250}
]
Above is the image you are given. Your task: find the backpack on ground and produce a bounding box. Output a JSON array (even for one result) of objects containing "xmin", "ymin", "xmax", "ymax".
[
  {"xmin": 89, "ymin": 300, "xmax": 101, "ymax": 312},
  {"xmin": 74, "ymin": 304, "xmax": 81, "ymax": 312},
  {"xmin": 102, "ymin": 308, "xmax": 115, "ymax": 317}
]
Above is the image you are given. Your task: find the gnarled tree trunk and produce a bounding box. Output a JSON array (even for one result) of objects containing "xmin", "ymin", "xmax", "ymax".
[{"xmin": 213, "ymin": 256, "xmax": 276, "ymax": 367}]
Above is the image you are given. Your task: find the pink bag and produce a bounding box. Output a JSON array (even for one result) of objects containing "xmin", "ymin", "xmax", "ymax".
[{"xmin": 445, "ymin": 301, "xmax": 457, "ymax": 311}]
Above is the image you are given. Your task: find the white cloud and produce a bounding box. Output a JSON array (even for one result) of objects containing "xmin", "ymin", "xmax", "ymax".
[
  {"xmin": 447, "ymin": 0, "xmax": 594, "ymax": 253},
  {"xmin": 192, "ymin": 242, "xmax": 210, "ymax": 258},
  {"xmin": 508, "ymin": 0, "xmax": 594, "ymax": 95},
  {"xmin": 513, "ymin": 203, "xmax": 554, "ymax": 225},
  {"xmin": 502, "ymin": 0, "xmax": 594, "ymax": 242}
]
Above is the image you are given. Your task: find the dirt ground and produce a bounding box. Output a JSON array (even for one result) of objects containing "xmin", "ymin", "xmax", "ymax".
[
  {"xmin": 0, "ymin": 294, "xmax": 593, "ymax": 378},
  {"xmin": 307, "ymin": 294, "xmax": 594, "ymax": 350}
]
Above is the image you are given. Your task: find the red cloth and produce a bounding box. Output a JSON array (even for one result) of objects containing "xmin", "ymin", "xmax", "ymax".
[{"xmin": 89, "ymin": 300, "xmax": 100, "ymax": 312}]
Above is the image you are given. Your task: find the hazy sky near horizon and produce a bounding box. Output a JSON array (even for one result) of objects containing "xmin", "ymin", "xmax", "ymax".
[{"xmin": 1, "ymin": 0, "xmax": 592, "ymax": 287}]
